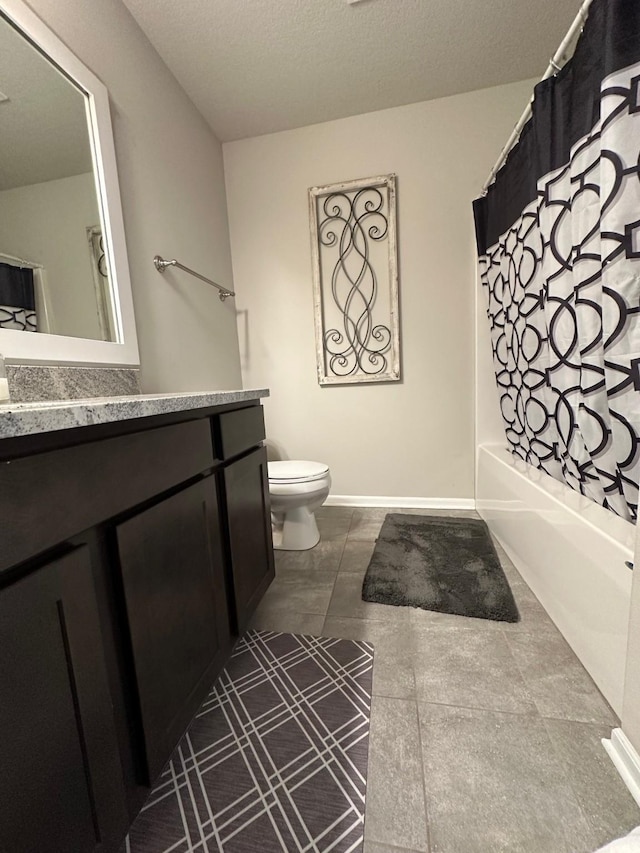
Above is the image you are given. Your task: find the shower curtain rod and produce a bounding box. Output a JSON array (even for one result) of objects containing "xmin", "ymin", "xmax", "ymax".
[
  {"xmin": 0, "ymin": 251, "xmax": 42, "ymax": 269},
  {"xmin": 481, "ymin": 0, "xmax": 594, "ymax": 194}
]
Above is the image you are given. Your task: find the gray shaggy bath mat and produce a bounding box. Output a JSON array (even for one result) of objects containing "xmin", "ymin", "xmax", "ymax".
[{"xmin": 362, "ymin": 514, "xmax": 519, "ymax": 622}]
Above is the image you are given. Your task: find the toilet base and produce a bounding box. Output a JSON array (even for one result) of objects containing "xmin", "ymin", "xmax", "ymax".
[{"xmin": 271, "ymin": 506, "xmax": 320, "ymax": 550}]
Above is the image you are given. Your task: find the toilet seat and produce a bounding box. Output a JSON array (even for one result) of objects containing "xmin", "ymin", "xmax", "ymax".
[
  {"xmin": 268, "ymin": 459, "xmax": 331, "ymax": 550},
  {"xmin": 268, "ymin": 460, "xmax": 329, "ymax": 485}
]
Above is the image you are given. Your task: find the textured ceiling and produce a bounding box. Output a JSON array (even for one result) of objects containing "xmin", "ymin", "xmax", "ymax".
[{"xmin": 122, "ymin": 0, "xmax": 581, "ymax": 142}]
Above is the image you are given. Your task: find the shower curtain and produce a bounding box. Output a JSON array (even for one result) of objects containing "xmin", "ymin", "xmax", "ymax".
[
  {"xmin": 473, "ymin": 0, "xmax": 640, "ymax": 522},
  {"xmin": 0, "ymin": 262, "xmax": 37, "ymax": 332}
]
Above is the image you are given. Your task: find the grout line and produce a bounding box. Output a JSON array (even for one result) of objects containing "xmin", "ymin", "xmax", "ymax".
[
  {"xmin": 498, "ymin": 620, "xmax": 617, "ymax": 723},
  {"xmin": 415, "ymin": 697, "xmax": 541, "ymax": 719},
  {"xmin": 366, "ymin": 695, "xmax": 431, "ymax": 853},
  {"xmin": 366, "ymin": 840, "xmax": 425, "ymax": 853},
  {"xmin": 497, "ymin": 623, "xmax": 542, "ymax": 717},
  {"xmin": 370, "ymin": 690, "xmax": 417, "ymax": 701},
  {"xmin": 539, "ymin": 715, "xmax": 600, "ymax": 841},
  {"xmin": 538, "ymin": 711, "xmax": 620, "ymax": 727},
  {"xmin": 414, "ymin": 699, "xmax": 433, "ymax": 853},
  {"xmin": 325, "ymin": 532, "xmax": 350, "ymax": 627},
  {"xmin": 325, "ymin": 614, "xmax": 404, "ymax": 627}
]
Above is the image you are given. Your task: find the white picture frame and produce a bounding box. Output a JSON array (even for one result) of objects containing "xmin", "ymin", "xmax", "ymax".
[
  {"xmin": 309, "ymin": 173, "xmax": 400, "ymax": 385},
  {"xmin": 0, "ymin": 0, "xmax": 139, "ymax": 367}
]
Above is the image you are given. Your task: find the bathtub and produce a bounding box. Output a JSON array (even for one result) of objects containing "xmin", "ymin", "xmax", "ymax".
[{"xmin": 477, "ymin": 443, "xmax": 635, "ymax": 716}]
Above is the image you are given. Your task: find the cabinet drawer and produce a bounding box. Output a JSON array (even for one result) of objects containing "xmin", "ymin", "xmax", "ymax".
[
  {"xmin": 216, "ymin": 405, "xmax": 265, "ymax": 460},
  {"xmin": 0, "ymin": 419, "xmax": 214, "ymax": 572}
]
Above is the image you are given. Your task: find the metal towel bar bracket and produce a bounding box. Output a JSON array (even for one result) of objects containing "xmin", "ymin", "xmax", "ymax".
[{"xmin": 153, "ymin": 255, "xmax": 235, "ymax": 302}]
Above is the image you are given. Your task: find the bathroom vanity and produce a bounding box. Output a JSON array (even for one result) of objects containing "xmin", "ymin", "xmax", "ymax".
[{"xmin": 0, "ymin": 389, "xmax": 274, "ymax": 853}]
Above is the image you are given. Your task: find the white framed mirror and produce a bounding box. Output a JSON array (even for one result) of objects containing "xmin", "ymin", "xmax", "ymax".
[{"xmin": 0, "ymin": 0, "xmax": 139, "ymax": 366}]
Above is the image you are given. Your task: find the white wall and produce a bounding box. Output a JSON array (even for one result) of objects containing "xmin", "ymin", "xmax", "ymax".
[
  {"xmin": 0, "ymin": 172, "xmax": 102, "ymax": 340},
  {"xmin": 224, "ymin": 79, "xmax": 534, "ymax": 499},
  {"xmin": 23, "ymin": 0, "xmax": 242, "ymax": 391}
]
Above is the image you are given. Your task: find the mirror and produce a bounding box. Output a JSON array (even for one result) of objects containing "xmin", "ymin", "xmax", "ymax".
[
  {"xmin": 0, "ymin": 0, "xmax": 138, "ymax": 366},
  {"xmin": 0, "ymin": 15, "xmax": 116, "ymax": 341}
]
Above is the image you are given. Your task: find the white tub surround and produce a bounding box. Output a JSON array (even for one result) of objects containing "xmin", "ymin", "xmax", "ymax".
[
  {"xmin": 0, "ymin": 389, "xmax": 269, "ymax": 439},
  {"xmin": 477, "ymin": 443, "xmax": 634, "ymax": 716},
  {"xmin": 603, "ymin": 730, "xmax": 640, "ymax": 809}
]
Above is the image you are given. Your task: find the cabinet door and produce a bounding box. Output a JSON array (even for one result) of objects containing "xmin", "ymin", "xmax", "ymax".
[
  {"xmin": 223, "ymin": 445, "xmax": 275, "ymax": 634},
  {"xmin": 0, "ymin": 547, "xmax": 127, "ymax": 853},
  {"xmin": 116, "ymin": 477, "xmax": 230, "ymax": 783}
]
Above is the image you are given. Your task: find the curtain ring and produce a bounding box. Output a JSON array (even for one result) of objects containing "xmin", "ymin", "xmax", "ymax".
[{"xmin": 550, "ymin": 58, "xmax": 562, "ymax": 74}]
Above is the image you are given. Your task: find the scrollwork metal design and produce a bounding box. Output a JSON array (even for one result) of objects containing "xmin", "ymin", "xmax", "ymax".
[{"xmin": 315, "ymin": 183, "xmax": 394, "ymax": 379}]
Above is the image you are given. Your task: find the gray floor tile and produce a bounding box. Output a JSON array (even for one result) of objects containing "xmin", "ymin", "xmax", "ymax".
[
  {"xmin": 412, "ymin": 624, "xmax": 536, "ymax": 714},
  {"xmin": 418, "ymin": 703, "xmax": 594, "ymax": 853},
  {"xmin": 323, "ymin": 616, "xmax": 416, "ymax": 699},
  {"xmin": 490, "ymin": 537, "xmax": 537, "ymax": 589},
  {"xmin": 258, "ymin": 570, "xmax": 336, "ymax": 616},
  {"xmin": 348, "ymin": 507, "xmax": 481, "ymax": 541},
  {"xmin": 490, "ymin": 543, "xmax": 563, "ymax": 639},
  {"xmin": 484, "ymin": 541, "xmax": 564, "ymax": 640},
  {"xmin": 316, "ymin": 513, "xmax": 352, "ymax": 542},
  {"xmin": 316, "ymin": 504, "xmax": 354, "ymax": 520},
  {"xmin": 275, "ymin": 540, "xmax": 345, "ymax": 575},
  {"xmin": 500, "ymin": 577, "xmax": 565, "ymax": 639},
  {"xmin": 258, "ymin": 508, "xmax": 634, "ymax": 853},
  {"xmin": 248, "ymin": 609, "xmax": 326, "ymax": 636},
  {"xmin": 364, "ymin": 697, "xmax": 429, "ymax": 851},
  {"xmin": 505, "ymin": 631, "xmax": 617, "ymax": 725},
  {"xmin": 406, "ymin": 508, "xmax": 479, "ymax": 518},
  {"xmin": 349, "ymin": 509, "xmax": 387, "ymax": 541},
  {"xmin": 500, "ymin": 559, "xmax": 529, "ymax": 588},
  {"xmin": 351, "ymin": 508, "xmax": 394, "ymax": 518},
  {"xmin": 364, "ymin": 507, "xmax": 480, "ymax": 518},
  {"xmin": 544, "ymin": 719, "xmax": 640, "ymax": 848},
  {"xmin": 489, "ymin": 533, "xmax": 514, "ymax": 562},
  {"xmin": 339, "ymin": 539, "xmax": 376, "ymax": 574},
  {"xmin": 408, "ymin": 604, "xmax": 503, "ymax": 633},
  {"xmin": 327, "ymin": 572, "xmax": 410, "ymax": 624}
]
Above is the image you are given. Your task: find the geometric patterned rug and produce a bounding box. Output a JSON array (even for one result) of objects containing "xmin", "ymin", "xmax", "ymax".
[{"xmin": 122, "ymin": 630, "xmax": 374, "ymax": 853}]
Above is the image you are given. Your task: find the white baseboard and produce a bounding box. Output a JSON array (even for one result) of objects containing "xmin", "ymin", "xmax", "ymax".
[
  {"xmin": 603, "ymin": 728, "xmax": 640, "ymax": 808},
  {"xmin": 324, "ymin": 495, "xmax": 476, "ymax": 509}
]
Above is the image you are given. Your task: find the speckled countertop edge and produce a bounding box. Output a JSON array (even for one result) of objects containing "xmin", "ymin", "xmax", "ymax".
[{"xmin": 0, "ymin": 388, "xmax": 270, "ymax": 439}]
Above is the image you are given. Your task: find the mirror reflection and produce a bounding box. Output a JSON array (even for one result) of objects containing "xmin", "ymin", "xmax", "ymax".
[{"xmin": 0, "ymin": 13, "xmax": 117, "ymax": 341}]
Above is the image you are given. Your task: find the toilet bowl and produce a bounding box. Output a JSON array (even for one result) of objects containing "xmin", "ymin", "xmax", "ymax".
[{"xmin": 268, "ymin": 460, "xmax": 331, "ymax": 551}]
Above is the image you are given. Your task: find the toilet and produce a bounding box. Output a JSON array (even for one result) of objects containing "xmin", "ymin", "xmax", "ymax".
[{"xmin": 268, "ymin": 460, "xmax": 331, "ymax": 551}]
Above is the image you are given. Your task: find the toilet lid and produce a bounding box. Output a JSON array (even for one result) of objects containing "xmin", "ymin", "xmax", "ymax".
[{"xmin": 268, "ymin": 460, "xmax": 329, "ymax": 484}]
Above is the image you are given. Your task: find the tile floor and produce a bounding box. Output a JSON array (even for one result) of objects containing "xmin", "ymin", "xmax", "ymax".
[{"xmin": 250, "ymin": 506, "xmax": 640, "ymax": 853}]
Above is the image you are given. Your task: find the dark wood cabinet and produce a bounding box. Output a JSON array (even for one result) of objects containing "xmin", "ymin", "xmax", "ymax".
[
  {"xmin": 223, "ymin": 445, "xmax": 275, "ymax": 633},
  {"xmin": 0, "ymin": 401, "xmax": 274, "ymax": 853},
  {"xmin": 0, "ymin": 547, "xmax": 127, "ymax": 853},
  {"xmin": 116, "ymin": 477, "xmax": 230, "ymax": 781}
]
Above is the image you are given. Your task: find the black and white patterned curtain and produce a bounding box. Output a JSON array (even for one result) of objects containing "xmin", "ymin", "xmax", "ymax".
[
  {"xmin": 0, "ymin": 262, "xmax": 36, "ymax": 332},
  {"xmin": 473, "ymin": 0, "xmax": 640, "ymax": 523}
]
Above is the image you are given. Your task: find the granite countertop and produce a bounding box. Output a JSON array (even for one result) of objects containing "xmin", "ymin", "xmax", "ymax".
[{"xmin": 0, "ymin": 388, "xmax": 269, "ymax": 439}]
